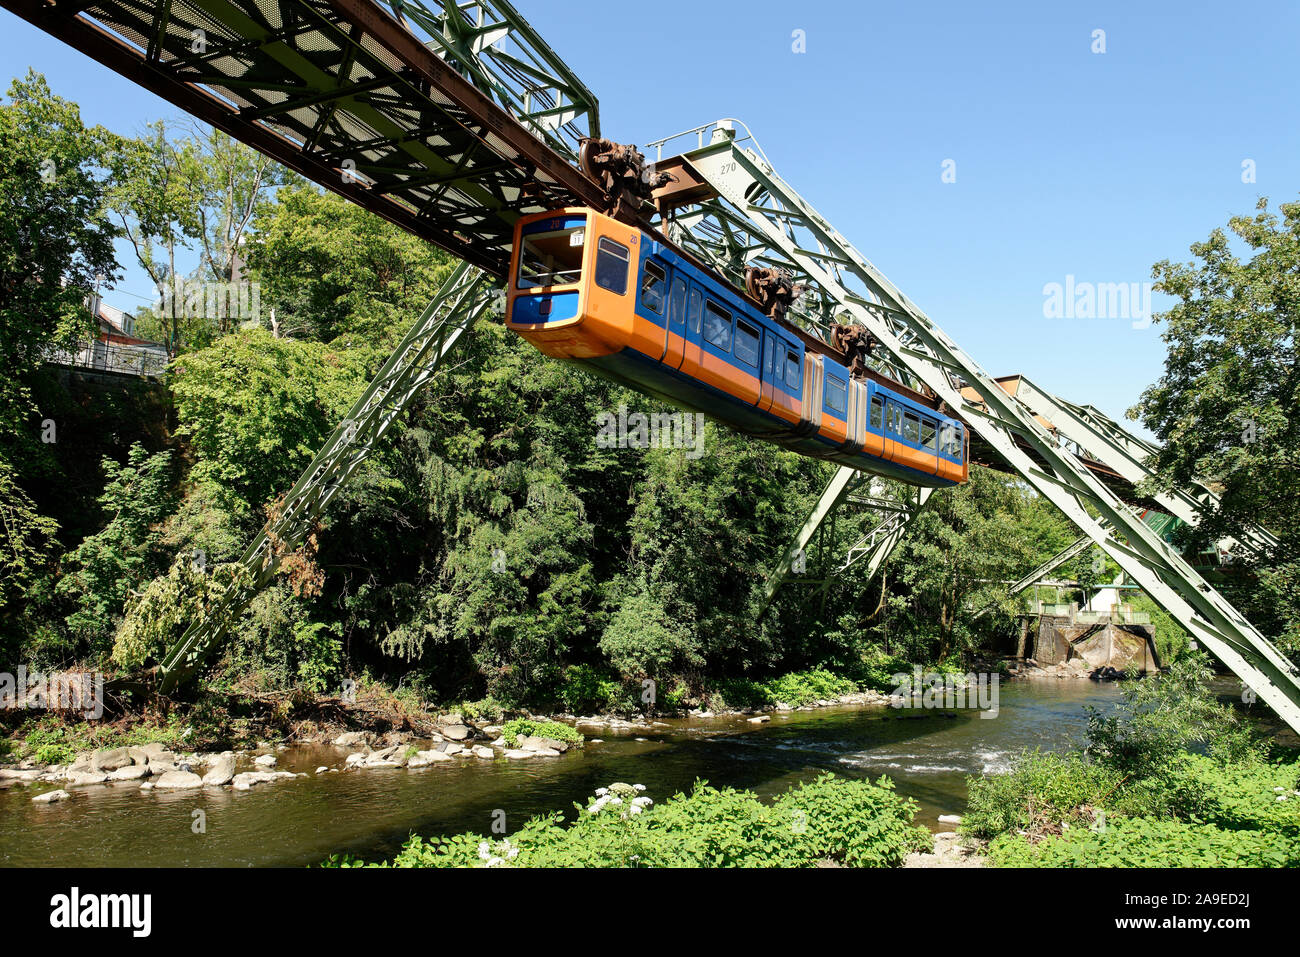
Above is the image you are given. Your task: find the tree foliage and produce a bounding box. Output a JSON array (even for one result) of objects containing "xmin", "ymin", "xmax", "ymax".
[{"xmin": 1132, "ymin": 196, "xmax": 1300, "ymax": 657}]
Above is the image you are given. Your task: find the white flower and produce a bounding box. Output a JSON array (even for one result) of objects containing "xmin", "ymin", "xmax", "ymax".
[
  {"xmin": 486, "ymin": 856, "xmax": 504, "ymax": 867},
  {"xmin": 508, "ymin": 846, "xmax": 520, "ymax": 859},
  {"xmin": 633, "ymin": 784, "xmax": 646, "ymax": 791},
  {"xmin": 595, "ymin": 787, "xmax": 609, "ymax": 797},
  {"xmin": 478, "ymin": 842, "xmax": 492, "ymax": 860},
  {"xmin": 632, "ymin": 796, "xmax": 653, "ymax": 807},
  {"xmin": 629, "ymin": 804, "xmax": 642, "ymax": 815}
]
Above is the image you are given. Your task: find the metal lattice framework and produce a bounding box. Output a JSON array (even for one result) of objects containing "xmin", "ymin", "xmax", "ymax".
[
  {"xmin": 648, "ymin": 121, "xmax": 1300, "ymax": 731},
  {"xmin": 2, "ymin": 0, "xmax": 603, "ymax": 276}
]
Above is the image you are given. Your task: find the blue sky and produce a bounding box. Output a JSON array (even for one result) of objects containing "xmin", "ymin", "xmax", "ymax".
[{"xmin": 2, "ymin": 0, "xmax": 1297, "ymax": 430}]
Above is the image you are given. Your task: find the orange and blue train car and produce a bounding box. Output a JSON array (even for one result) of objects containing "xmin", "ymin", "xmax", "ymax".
[{"xmin": 505, "ymin": 207, "xmax": 968, "ymax": 488}]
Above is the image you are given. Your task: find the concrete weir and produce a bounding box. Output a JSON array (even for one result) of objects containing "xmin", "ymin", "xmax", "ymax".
[{"xmin": 1031, "ymin": 613, "xmax": 1161, "ymax": 675}]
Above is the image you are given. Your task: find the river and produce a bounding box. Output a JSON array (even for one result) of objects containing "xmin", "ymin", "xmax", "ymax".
[{"xmin": 0, "ymin": 678, "xmax": 1158, "ymax": 867}]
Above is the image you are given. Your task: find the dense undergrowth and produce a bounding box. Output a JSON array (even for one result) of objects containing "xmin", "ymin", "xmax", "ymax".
[
  {"xmin": 962, "ymin": 653, "xmax": 1300, "ymax": 866},
  {"xmin": 324, "ymin": 773, "xmax": 931, "ymax": 868}
]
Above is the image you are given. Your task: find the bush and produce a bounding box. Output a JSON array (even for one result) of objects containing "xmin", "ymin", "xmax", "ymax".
[
  {"xmin": 962, "ymin": 751, "xmax": 1123, "ymax": 840},
  {"xmin": 763, "ymin": 668, "xmax": 856, "ymax": 707},
  {"xmin": 500, "ymin": 718, "xmax": 583, "ymax": 747},
  {"xmin": 988, "ymin": 817, "xmax": 1300, "ymax": 868},
  {"xmin": 558, "ymin": 664, "xmax": 623, "ymax": 714},
  {"xmin": 330, "ymin": 773, "xmax": 928, "ymax": 868}
]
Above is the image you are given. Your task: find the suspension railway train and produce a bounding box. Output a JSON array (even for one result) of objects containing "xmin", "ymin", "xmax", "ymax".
[{"xmin": 505, "ymin": 207, "xmax": 969, "ymax": 488}]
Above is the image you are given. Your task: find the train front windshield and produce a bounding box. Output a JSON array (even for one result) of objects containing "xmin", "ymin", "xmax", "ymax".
[{"xmin": 516, "ymin": 215, "xmax": 587, "ymax": 289}]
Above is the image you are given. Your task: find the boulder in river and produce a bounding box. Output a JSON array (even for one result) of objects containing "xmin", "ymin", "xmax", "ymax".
[
  {"xmin": 231, "ymin": 771, "xmax": 296, "ymax": 790},
  {"xmin": 90, "ymin": 747, "xmax": 135, "ymax": 772},
  {"xmin": 332, "ymin": 731, "xmax": 371, "ymax": 749},
  {"xmin": 154, "ymin": 770, "xmax": 204, "ymax": 790},
  {"xmin": 471, "ymin": 746, "xmax": 494, "ymax": 759},
  {"xmin": 202, "ymin": 753, "xmax": 237, "ymax": 787},
  {"xmin": 33, "ymin": 789, "xmax": 71, "ymax": 804},
  {"xmin": 107, "ymin": 765, "xmax": 150, "ymax": 782},
  {"xmin": 64, "ymin": 771, "xmax": 110, "ymax": 787},
  {"xmin": 439, "ymin": 724, "xmax": 472, "ymax": 741},
  {"xmin": 253, "ymin": 754, "xmax": 277, "ymax": 768},
  {"xmin": 416, "ymin": 749, "xmax": 453, "ymax": 763}
]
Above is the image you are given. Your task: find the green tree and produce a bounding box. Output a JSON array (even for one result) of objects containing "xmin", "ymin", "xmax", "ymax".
[
  {"xmin": 56, "ymin": 444, "xmax": 176, "ymax": 660},
  {"xmin": 246, "ymin": 185, "xmax": 453, "ymax": 344},
  {"xmin": 1131, "ymin": 197, "xmax": 1300, "ymax": 658},
  {"xmin": 0, "ymin": 71, "xmax": 120, "ymax": 458}
]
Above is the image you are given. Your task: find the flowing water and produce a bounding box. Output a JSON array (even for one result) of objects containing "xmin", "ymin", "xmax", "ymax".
[{"xmin": 0, "ymin": 678, "xmax": 1151, "ymax": 867}]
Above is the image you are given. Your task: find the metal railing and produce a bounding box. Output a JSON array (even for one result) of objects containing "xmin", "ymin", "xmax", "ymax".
[{"xmin": 43, "ymin": 340, "xmax": 169, "ymax": 379}]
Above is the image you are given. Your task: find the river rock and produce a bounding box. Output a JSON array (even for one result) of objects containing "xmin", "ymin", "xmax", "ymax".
[
  {"xmin": 202, "ymin": 753, "xmax": 237, "ymax": 787},
  {"xmin": 938, "ymin": 814, "xmax": 962, "ymax": 825},
  {"xmin": 0, "ymin": 768, "xmax": 43, "ymax": 783},
  {"xmin": 503, "ymin": 749, "xmax": 535, "ymax": 759},
  {"xmin": 416, "ymin": 749, "xmax": 452, "ymax": 763},
  {"xmin": 344, "ymin": 752, "xmax": 367, "ymax": 768},
  {"xmin": 332, "ymin": 731, "xmax": 371, "ymax": 748},
  {"xmin": 232, "ymin": 771, "xmax": 296, "ymax": 791},
  {"xmin": 64, "ymin": 771, "xmax": 110, "ymax": 787},
  {"xmin": 471, "ymin": 745, "xmax": 494, "ymax": 759},
  {"xmin": 90, "ymin": 747, "xmax": 134, "ymax": 772},
  {"xmin": 253, "ymin": 754, "xmax": 277, "ymax": 768},
  {"xmin": 440, "ymin": 724, "xmax": 471, "ymax": 741},
  {"xmin": 748, "ymin": 715, "xmax": 771, "ymax": 724},
  {"xmin": 363, "ymin": 745, "xmax": 407, "ymax": 768},
  {"xmin": 68, "ymin": 751, "xmax": 95, "ymax": 773},
  {"xmin": 33, "ymin": 789, "xmax": 71, "ymax": 804},
  {"xmin": 108, "ymin": 765, "xmax": 150, "ymax": 782},
  {"xmin": 530, "ymin": 747, "xmax": 561, "ymax": 757},
  {"xmin": 437, "ymin": 713, "xmax": 464, "ymax": 727},
  {"xmin": 483, "ymin": 725, "xmax": 503, "ymax": 737},
  {"xmin": 315, "ymin": 766, "xmax": 328, "ymax": 774},
  {"xmin": 155, "ymin": 770, "xmax": 203, "ymax": 790}
]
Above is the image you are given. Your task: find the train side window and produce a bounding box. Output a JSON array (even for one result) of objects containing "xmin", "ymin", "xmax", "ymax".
[
  {"xmin": 669, "ymin": 279, "xmax": 686, "ymax": 328},
  {"xmin": 688, "ymin": 288, "xmax": 703, "ymax": 334},
  {"xmin": 641, "ymin": 261, "xmax": 666, "ymax": 314},
  {"xmin": 764, "ymin": 335, "xmax": 775, "ymax": 380},
  {"xmin": 825, "ymin": 375, "xmax": 847, "ymax": 415},
  {"xmin": 870, "ymin": 396, "xmax": 883, "ymax": 429},
  {"xmin": 903, "ymin": 413, "xmax": 920, "ymax": 443},
  {"xmin": 784, "ymin": 350, "xmax": 800, "ymax": 389},
  {"xmin": 921, "ymin": 418, "xmax": 937, "ymax": 451},
  {"xmin": 735, "ymin": 320, "xmax": 760, "ymax": 367},
  {"xmin": 594, "ymin": 237, "xmax": 630, "ymax": 294},
  {"xmin": 703, "ymin": 301, "xmax": 733, "ymax": 351}
]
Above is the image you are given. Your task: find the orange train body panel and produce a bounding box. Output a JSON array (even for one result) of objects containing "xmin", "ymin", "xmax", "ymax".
[{"xmin": 506, "ymin": 207, "xmax": 968, "ymax": 488}]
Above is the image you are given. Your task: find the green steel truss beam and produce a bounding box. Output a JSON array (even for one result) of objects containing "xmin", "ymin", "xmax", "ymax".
[
  {"xmin": 653, "ymin": 121, "xmax": 1300, "ymax": 733},
  {"xmin": 158, "ymin": 263, "xmax": 496, "ymax": 692},
  {"xmin": 1001, "ymin": 376, "xmax": 1280, "ymax": 559}
]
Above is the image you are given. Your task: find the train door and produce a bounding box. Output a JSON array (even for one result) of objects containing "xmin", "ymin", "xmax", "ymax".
[
  {"xmin": 883, "ymin": 398, "xmax": 901, "ymax": 463},
  {"xmin": 759, "ymin": 330, "xmax": 777, "ymax": 414},
  {"xmin": 661, "ymin": 276, "xmax": 687, "ymax": 367},
  {"xmin": 677, "ymin": 284, "xmax": 704, "ymax": 375}
]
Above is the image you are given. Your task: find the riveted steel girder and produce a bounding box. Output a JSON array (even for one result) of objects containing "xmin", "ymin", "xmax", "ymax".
[{"xmin": 1, "ymin": 0, "xmax": 604, "ymax": 277}]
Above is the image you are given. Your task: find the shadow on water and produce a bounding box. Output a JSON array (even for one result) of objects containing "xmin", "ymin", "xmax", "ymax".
[{"xmin": 0, "ymin": 678, "xmax": 1133, "ymax": 867}]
